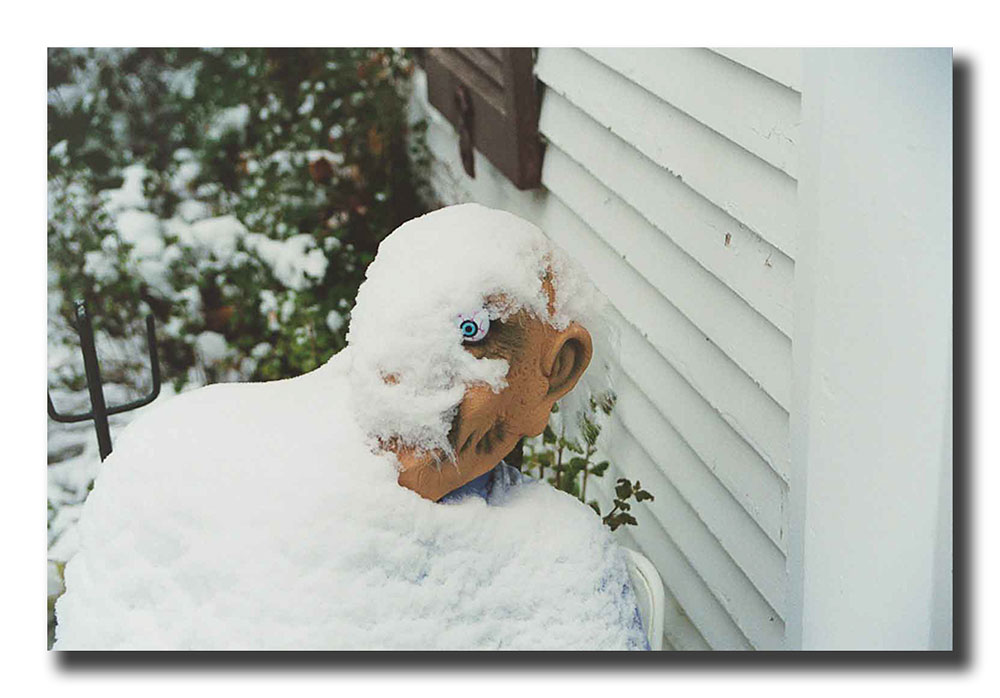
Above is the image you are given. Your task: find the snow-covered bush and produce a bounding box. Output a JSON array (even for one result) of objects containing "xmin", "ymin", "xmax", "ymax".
[{"xmin": 48, "ymin": 47, "xmax": 430, "ymax": 393}]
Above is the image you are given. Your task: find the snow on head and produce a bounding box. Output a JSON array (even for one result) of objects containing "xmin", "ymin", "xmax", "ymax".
[{"xmin": 346, "ymin": 203, "xmax": 599, "ymax": 455}]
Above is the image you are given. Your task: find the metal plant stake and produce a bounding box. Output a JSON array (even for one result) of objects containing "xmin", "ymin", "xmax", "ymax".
[{"xmin": 48, "ymin": 301, "xmax": 161, "ymax": 461}]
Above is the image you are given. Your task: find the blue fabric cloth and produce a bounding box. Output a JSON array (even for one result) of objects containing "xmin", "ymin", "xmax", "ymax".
[
  {"xmin": 440, "ymin": 462, "xmax": 651, "ymax": 650},
  {"xmin": 439, "ymin": 460, "xmax": 523, "ymax": 504}
]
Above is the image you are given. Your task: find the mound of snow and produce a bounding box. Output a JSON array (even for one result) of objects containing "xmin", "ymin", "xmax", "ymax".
[{"xmin": 55, "ymin": 351, "xmax": 642, "ymax": 649}]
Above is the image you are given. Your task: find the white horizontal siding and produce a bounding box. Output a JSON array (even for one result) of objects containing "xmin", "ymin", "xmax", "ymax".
[
  {"xmin": 542, "ymin": 181, "xmax": 787, "ymax": 572},
  {"xmin": 536, "ymin": 48, "xmax": 798, "ymax": 259},
  {"xmin": 608, "ymin": 429, "xmax": 784, "ymax": 648},
  {"xmin": 582, "ymin": 395, "xmax": 784, "ymax": 650},
  {"xmin": 539, "ymin": 90, "xmax": 794, "ymax": 338},
  {"xmin": 410, "ymin": 48, "xmax": 796, "ymax": 650},
  {"xmin": 609, "ymin": 354, "xmax": 786, "ymax": 550},
  {"xmin": 611, "ymin": 309, "xmax": 789, "ymax": 503},
  {"xmin": 542, "ymin": 142, "xmax": 792, "ymax": 408},
  {"xmin": 611, "ymin": 509, "xmax": 711, "ymax": 650},
  {"xmin": 711, "ymin": 48, "xmax": 804, "ymax": 92},
  {"xmin": 539, "ymin": 184, "xmax": 792, "ymax": 476},
  {"xmin": 583, "ymin": 48, "xmax": 800, "ymax": 178},
  {"xmin": 610, "ymin": 372, "xmax": 787, "ymax": 613}
]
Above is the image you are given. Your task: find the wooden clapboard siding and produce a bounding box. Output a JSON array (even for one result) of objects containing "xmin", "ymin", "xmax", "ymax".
[
  {"xmin": 582, "ymin": 408, "xmax": 782, "ymax": 650},
  {"xmin": 543, "ymin": 142, "xmax": 793, "ymax": 408},
  {"xmin": 711, "ymin": 48, "xmax": 804, "ymax": 92},
  {"xmin": 539, "ymin": 91, "xmax": 794, "ymax": 338},
  {"xmin": 607, "ymin": 420, "xmax": 784, "ymax": 648},
  {"xmin": 611, "ymin": 310, "xmax": 789, "ymax": 516},
  {"xmin": 609, "ymin": 373, "xmax": 786, "ymax": 616},
  {"xmin": 428, "ymin": 108, "xmax": 793, "ymax": 475},
  {"xmin": 540, "ymin": 194, "xmax": 791, "ymax": 478},
  {"xmin": 536, "ymin": 48, "xmax": 798, "ymax": 259},
  {"xmin": 583, "ymin": 48, "xmax": 800, "ymax": 179},
  {"xmin": 409, "ymin": 47, "xmax": 801, "ymax": 649}
]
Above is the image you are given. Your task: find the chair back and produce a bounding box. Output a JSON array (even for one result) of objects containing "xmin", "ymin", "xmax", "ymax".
[{"xmin": 623, "ymin": 548, "xmax": 665, "ymax": 650}]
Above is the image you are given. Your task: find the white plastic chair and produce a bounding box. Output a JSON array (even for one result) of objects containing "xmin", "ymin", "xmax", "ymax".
[{"xmin": 623, "ymin": 548, "xmax": 665, "ymax": 650}]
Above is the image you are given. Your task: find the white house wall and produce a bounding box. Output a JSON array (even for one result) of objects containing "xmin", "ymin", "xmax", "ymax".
[
  {"xmin": 787, "ymin": 48, "xmax": 952, "ymax": 650},
  {"xmin": 409, "ymin": 47, "xmax": 799, "ymax": 650}
]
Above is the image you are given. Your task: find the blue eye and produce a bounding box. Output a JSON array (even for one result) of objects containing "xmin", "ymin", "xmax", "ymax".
[{"xmin": 457, "ymin": 309, "xmax": 490, "ymax": 343}]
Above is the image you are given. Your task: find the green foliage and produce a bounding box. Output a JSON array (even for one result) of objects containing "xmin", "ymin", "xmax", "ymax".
[
  {"xmin": 602, "ymin": 478, "xmax": 655, "ymax": 532},
  {"xmin": 47, "ymin": 48, "xmax": 431, "ymax": 393},
  {"xmin": 520, "ymin": 391, "xmax": 654, "ymax": 532}
]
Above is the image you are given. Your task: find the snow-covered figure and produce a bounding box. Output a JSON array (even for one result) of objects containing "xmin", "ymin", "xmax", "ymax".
[{"xmin": 55, "ymin": 204, "xmax": 648, "ymax": 650}]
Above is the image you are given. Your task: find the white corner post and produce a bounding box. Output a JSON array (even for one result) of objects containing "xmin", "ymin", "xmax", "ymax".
[{"xmin": 788, "ymin": 49, "xmax": 953, "ymax": 650}]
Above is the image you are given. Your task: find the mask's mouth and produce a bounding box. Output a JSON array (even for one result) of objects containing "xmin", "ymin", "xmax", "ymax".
[
  {"xmin": 448, "ymin": 410, "xmax": 509, "ymax": 461},
  {"xmin": 475, "ymin": 419, "xmax": 508, "ymax": 455}
]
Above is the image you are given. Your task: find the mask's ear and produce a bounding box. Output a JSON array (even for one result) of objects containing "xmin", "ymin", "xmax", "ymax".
[{"xmin": 543, "ymin": 322, "xmax": 593, "ymax": 402}]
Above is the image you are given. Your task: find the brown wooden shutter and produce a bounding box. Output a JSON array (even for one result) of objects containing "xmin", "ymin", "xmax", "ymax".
[{"xmin": 423, "ymin": 48, "xmax": 543, "ymax": 190}]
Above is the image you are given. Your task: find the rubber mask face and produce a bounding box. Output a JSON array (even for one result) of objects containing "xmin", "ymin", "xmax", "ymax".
[{"xmin": 396, "ymin": 309, "xmax": 593, "ymax": 501}]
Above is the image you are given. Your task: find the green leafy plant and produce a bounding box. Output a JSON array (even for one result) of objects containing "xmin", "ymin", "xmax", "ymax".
[
  {"xmin": 520, "ymin": 392, "xmax": 654, "ymax": 531},
  {"xmin": 603, "ymin": 478, "xmax": 655, "ymax": 532}
]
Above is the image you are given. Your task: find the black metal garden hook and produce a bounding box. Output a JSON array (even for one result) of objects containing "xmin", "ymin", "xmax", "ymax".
[{"xmin": 47, "ymin": 300, "xmax": 161, "ymax": 461}]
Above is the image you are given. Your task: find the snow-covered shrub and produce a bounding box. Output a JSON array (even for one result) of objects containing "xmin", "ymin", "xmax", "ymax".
[{"xmin": 48, "ymin": 47, "xmax": 430, "ymax": 394}]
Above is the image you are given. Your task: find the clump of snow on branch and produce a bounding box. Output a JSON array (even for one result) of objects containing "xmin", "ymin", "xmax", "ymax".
[
  {"xmin": 206, "ymin": 104, "xmax": 250, "ymax": 139},
  {"xmin": 326, "ymin": 309, "xmax": 345, "ymax": 333},
  {"xmin": 175, "ymin": 214, "xmax": 246, "ymax": 264},
  {"xmin": 101, "ymin": 163, "xmax": 149, "ymax": 213},
  {"xmin": 194, "ymin": 331, "xmax": 233, "ymax": 363},
  {"xmin": 245, "ymin": 233, "xmax": 328, "ymax": 291}
]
